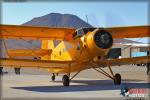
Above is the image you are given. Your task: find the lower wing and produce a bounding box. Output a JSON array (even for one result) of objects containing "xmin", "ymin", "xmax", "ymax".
[
  {"xmin": 94, "ymin": 56, "xmax": 150, "ymax": 67},
  {"xmin": 7, "ymin": 49, "xmax": 52, "ymax": 57},
  {"xmin": 0, "ymin": 58, "xmax": 76, "ymax": 73}
]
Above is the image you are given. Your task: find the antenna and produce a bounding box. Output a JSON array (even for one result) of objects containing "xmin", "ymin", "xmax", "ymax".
[{"xmin": 85, "ymin": 15, "xmax": 88, "ymax": 24}]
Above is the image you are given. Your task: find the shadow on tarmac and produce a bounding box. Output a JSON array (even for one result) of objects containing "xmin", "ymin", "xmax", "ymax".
[{"xmin": 11, "ymin": 79, "xmax": 150, "ymax": 93}]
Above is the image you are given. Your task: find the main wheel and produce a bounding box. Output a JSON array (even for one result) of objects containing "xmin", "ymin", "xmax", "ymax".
[
  {"xmin": 62, "ymin": 75, "xmax": 70, "ymax": 86},
  {"xmin": 114, "ymin": 73, "xmax": 121, "ymax": 85},
  {"xmin": 14, "ymin": 68, "xmax": 20, "ymax": 75},
  {"xmin": 51, "ymin": 74, "xmax": 55, "ymax": 81}
]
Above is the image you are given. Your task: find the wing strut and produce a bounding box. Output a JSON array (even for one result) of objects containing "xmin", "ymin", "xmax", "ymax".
[
  {"xmin": 2, "ymin": 39, "xmax": 9, "ymax": 58},
  {"xmin": 1, "ymin": 39, "xmax": 9, "ymax": 74},
  {"xmin": 90, "ymin": 61, "xmax": 121, "ymax": 85},
  {"xmin": 107, "ymin": 62, "xmax": 114, "ymax": 77},
  {"xmin": 69, "ymin": 70, "xmax": 81, "ymax": 81},
  {"xmin": 91, "ymin": 62, "xmax": 114, "ymax": 79}
]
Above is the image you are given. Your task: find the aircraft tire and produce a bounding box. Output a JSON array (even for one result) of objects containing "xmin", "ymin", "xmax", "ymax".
[
  {"xmin": 62, "ymin": 75, "xmax": 70, "ymax": 86},
  {"xmin": 14, "ymin": 68, "xmax": 20, "ymax": 75},
  {"xmin": 51, "ymin": 74, "xmax": 55, "ymax": 81},
  {"xmin": 114, "ymin": 73, "xmax": 121, "ymax": 85}
]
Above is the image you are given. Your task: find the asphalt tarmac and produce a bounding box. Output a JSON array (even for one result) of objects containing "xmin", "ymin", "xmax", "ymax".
[{"xmin": 0, "ymin": 65, "xmax": 150, "ymax": 100}]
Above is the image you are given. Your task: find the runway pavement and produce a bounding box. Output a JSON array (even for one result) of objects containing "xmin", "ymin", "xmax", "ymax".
[{"xmin": 0, "ymin": 65, "xmax": 150, "ymax": 100}]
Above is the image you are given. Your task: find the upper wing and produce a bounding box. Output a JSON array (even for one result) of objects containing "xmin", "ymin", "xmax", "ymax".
[
  {"xmin": 94, "ymin": 56, "xmax": 150, "ymax": 67},
  {"xmin": 0, "ymin": 24, "xmax": 76, "ymax": 41},
  {"xmin": 105, "ymin": 26, "xmax": 150, "ymax": 38}
]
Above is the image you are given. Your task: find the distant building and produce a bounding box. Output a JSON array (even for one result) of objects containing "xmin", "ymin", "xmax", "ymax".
[{"xmin": 109, "ymin": 39, "xmax": 149, "ymax": 58}]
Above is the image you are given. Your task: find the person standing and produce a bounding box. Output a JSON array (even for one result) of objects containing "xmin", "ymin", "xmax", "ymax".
[{"xmin": 147, "ymin": 51, "xmax": 150, "ymax": 75}]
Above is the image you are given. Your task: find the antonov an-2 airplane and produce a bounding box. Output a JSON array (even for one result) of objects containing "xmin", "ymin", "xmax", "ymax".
[{"xmin": 0, "ymin": 25, "xmax": 150, "ymax": 86}]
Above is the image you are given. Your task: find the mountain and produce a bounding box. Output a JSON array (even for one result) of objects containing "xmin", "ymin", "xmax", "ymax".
[{"xmin": 22, "ymin": 13, "xmax": 92, "ymax": 29}]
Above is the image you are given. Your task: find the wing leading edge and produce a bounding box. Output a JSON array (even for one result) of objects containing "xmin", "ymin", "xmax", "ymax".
[{"xmin": 105, "ymin": 26, "xmax": 150, "ymax": 38}]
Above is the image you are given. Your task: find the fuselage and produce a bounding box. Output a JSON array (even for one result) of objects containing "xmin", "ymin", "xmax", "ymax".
[
  {"xmin": 50, "ymin": 28, "xmax": 113, "ymax": 62},
  {"xmin": 42, "ymin": 28, "xmax": 114, "ymax": 73}
]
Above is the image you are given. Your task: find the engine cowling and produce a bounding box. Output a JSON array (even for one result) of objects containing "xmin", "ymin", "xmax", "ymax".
[
  {"xmin": 94, "ymin": 29, "xmax": 113, "ymax": 49},
  {"xmin": 86, "ymin": 29, "xmax": 113, "ymax": 56}
]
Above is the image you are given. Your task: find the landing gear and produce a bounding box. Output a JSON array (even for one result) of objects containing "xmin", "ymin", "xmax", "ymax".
[
  {"xmin": 0, "ymin": 67, "xmax": 3, "ymax": 75},
  {"xmin": 51, "ymin": 73, "xmax": 70, "ymax": 86},
  {"xmin": 62, "ymin": 75, "xmax": 70, "ymax": 86},
  {"xmin": 51, "ymin": 73, "xmax": 55, "ymax": 81},
  {"xmin": 91, "ymin": 62, "xmax": 122, "ymax": 85},
  {"xmin": 113, "ymin": 73, "xmax": 121, "ymax": 85},
  {"xmin": 14, "ymin": 68, "xmax": 20, "ymax": 75}
]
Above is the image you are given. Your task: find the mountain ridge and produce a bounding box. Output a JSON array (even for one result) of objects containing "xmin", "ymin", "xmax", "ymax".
[{"xmin": 22, "ymin": 13, "xmax": 93, "ymax": 29}]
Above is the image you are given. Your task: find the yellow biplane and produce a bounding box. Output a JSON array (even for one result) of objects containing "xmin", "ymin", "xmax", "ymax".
[{"xmin": 0, "ymin": 24, "xmax": 150, "ymax": 86}]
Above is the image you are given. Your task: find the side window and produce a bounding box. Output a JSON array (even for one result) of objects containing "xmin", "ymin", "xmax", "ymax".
[
  {"xmin": 65, "ymin": 42, "xmax": 73, "ymax": 51},
  {"xmin": 77, "ymin": 29, "xmax": 84, "ymax": 37},
  {"xmin": 72, "ymin": 29, "xmax": 85, "ymax": 39}
]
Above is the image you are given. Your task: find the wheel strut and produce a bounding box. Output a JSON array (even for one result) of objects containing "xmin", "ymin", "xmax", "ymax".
[{"xmin": 51, "ymin": 73, "xmax": 55, "ymax": 81}]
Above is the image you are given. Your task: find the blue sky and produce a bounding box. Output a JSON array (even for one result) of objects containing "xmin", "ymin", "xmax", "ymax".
[{"xmin": 1, "ymin": 1, "xmax": 149, "ymax": 43}]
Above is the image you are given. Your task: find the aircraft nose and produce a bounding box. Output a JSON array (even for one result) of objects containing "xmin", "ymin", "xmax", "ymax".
[{"xmin": 94, "ymin": 30, "xmax": 113, "ymax": 49}]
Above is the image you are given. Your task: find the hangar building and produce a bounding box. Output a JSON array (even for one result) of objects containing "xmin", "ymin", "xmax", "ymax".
[{"xmin": 108, "ymin": 39, "xmax": 149, "ymax": 58}]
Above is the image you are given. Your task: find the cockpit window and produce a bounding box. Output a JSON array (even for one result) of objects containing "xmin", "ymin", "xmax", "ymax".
[
  {"xmin": 77, "ymin": 29, "xmax": 85, "ymax": 36},
  {"xmin": 72, "ymin": 28, "xmax": 96, "ymax": 39},
  {"xmin": 73, "ymin": 28, "xmax": 85, "ymax": 39}
]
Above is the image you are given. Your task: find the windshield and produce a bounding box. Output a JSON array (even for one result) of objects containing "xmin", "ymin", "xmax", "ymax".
[{"xmin": 73, "ymin": 28, "xmax": 96, "ymax": 39}]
